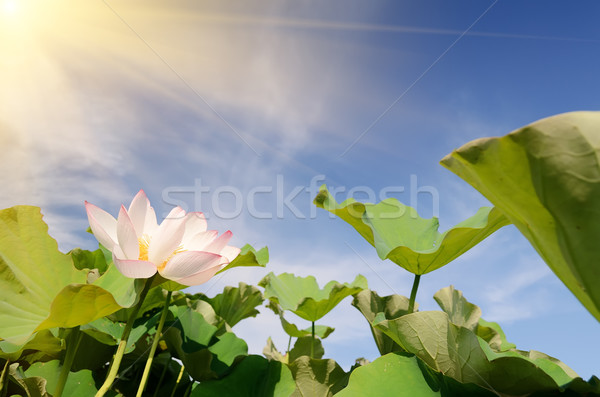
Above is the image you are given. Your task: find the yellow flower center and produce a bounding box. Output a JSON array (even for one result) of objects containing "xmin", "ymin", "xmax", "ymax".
[{"xmin": 138, "ymin": 234, "xmax": 185, "ymax": 271}]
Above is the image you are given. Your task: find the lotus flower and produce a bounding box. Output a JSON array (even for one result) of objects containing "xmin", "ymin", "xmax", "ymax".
[{"xmin": 85, "ymin": 190, "xmax": 240, "ymax": 286}]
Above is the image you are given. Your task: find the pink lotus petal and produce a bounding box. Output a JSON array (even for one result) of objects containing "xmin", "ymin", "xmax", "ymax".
[
  {"xmin": 144, "ymin": 205, "xmax": 159, "ymax": 235},
  {"xmin": 148, "ymin": 207, "xmax": 186, "ymax": 265},
  {"xmin": 85, "ymin": 201, "xmax": 118, "ymax": 250},
  {"xmin": 204, "ymin": 230, "xmax": 232, "ymax": 254},
  {"xmin": 113, "ymin": 246, "xmax": 157, "ymax": 278},
  {"xmin": 181, "ymin": 212, "xmax": 207, "ymax": 245},
  {"xmin": 220, "ymin": 245, "xmax": 241, "ymax": 263},
  {"xmin": 117, "ymin": 206, "xmax": 139, "ymax": 260},
  {"xmin": 127, "ymin": 190, "xmax": 150, "ymax": 238},
  {"xmin": 184, "ymin": 230, "xmax": 218, "ymax": 251},
  {"xmin": 160, "ymin": 251, "xmax": 222, "ymax": 279},
  {"xmin": 171, "ymin": 263, "xmax": 225, "ymax": 286}
]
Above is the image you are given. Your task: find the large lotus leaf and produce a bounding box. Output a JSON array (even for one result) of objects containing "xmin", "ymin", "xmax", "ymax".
[
  {"xmin": 373, "ymin": 311, "xmax": 580, "ymax": 395},
  {"xmin": 0, "ymin": 206, "xmax": 127, "ymax": 346},
  {"xmin": 314, "ymin": 186, "xmax": 509, "ymax": 274},
  {"xmin": 259, "ymin": 272, "xmax": 367, "ymax": 322},
  {"xmin": 163, "ymin": 305, "xmax": 247, "ymax": 381},
  {"xmin": 289, "ymin": 336, "xmax": 324, "ymax": 362},
  {"xmin": 441, "ymin": 111, "xmax": 600, "ymax": 321},
  {"xmin": 3, "ymin": 363, "xmax": 49, "ymax": 397},
  {"xmin": 434, "ymin": 285, "xmax": 515, "ymax": 351},
  {"xmin": 337, "ymin": 353, "xmax": 497, "ymax": 397},
  {"xmin": 198, "ymin": 283, "xmax": 264, "ymax": 327},
  {"xmin": 267, "ymin": 301, "xmax": 335, "ymax": 339},
  {"xmin": 351, "ymin": 289, "xmax": 414, "ymax": 355},
  {"xmin": 0, "ymin": 330, "xmax": 62, "ymax": 363},
  {"xmin": 217, "ymin": 244, "xmax": 269, "ymax": 274},
  {"xmin": 69, "ymin": 248, "xmax": 108, "ymax": 273},
  {"xmin": 25, "ymin": 360, "xmax": 98, "ymax": 396},
  {"xmin": 190, "ymin": 355, "xmax": 296, "ymax": 397},
  {"xmin": 289, "ymin": 356, "xmax": 347, "ymax": 397}
]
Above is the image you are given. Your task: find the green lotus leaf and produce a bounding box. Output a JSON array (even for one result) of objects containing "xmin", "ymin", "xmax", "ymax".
[
  {"xmin": 373, "ymin": 310, "xmax": 580, "ymax": 395},
  {"xmin": 351, "ymin": 289, "xmax": 415, "ymax": 355},
  {"xmin": 198, "ymin": 283, "xmax": 264, "ymax": 327},
  {"xmin": 434, "ymin": 285, "xmax": 515, "ymax": 351},
  {"xmin": 259, "ymin": 272, "xmax": 367, "ymax": 322},
  {"xmin": 217, "ymin": 244, "xmax": 269, "ymax": 274},
  {"xmin": 337, "ymin": 352, "xmax": 497, "ymax": 397},
  {"xmin": 441, "ymin": 111, "xmax": 600, "ymax": 320},
  {"xmin": 190, "ymin": 355, "xmax": 296, "ymax": 397},
  {"xmin": 0, "ymin": 329, "xmax": 62, "ymax": 363},
  {"xmin": 163, "ymin": 305, "xmax": 247, "ymax": 381},
  {"xmin": 267, "ymin": 301, "xmax": 335, "ymax": 339},
  {"xmin": 289, "ymin": 336, "xmax": 324, "ymax": 362},
  {"xmin": 289, "ymin": 356, "xmax": 347, "ymax": 397},
  {"xmin": 0, "ymin": 206, "xmax": 125, "ymax": 345},
  {"xmin": 69, "ymin": 248, "xmax": 108, "ymax": 273},
  {"xmin": 314, "ymin": 186, "xmax": 509, "ymax": 274},
  {"xmin": 25, "ymin": 360, "xmax": 98, "ymax": 396}
]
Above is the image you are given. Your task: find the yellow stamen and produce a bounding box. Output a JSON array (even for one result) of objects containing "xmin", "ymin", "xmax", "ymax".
[{"xmin": 138, "ymin": 234, "xmax": 185, "ymax": 271}]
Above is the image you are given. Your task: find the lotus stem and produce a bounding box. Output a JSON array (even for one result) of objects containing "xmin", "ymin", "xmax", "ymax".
[
  {"xmin": 54, "ymin": 326, "xmax": 83, "ymax": 397},
  {"xmin": 95, "ymin": 275, "xmax": 156, "ymax": 397},
  {"xmin": 0, "ymin": 360, "xmax": 9, "ymax": 397},
  {"xmin": 286, "ymin": 335, "xmax": 292, "ymax": 354},
  {"xmin": 408, "ymin": 274, "xmax": 421, "ymax": 313},
  {"xmin": 170, "ymin": 364, "xmax": 185, "ymax": 397},
  {"xmin": 136, "ymin": 290, "xmax": 172, "ymax": 397},
  {"xmin": 310, "ymin": 321, "xmax": 315, "ymax": 359}
]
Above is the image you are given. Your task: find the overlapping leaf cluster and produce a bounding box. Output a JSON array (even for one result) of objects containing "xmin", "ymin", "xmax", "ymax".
[{"xmin": 1, "ymin": 111, "xmax": 600, "ymax": 396}]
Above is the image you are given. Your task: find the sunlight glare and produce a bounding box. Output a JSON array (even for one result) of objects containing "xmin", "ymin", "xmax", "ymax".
[{"xmin": 2, "ymin": 0, "xmax": 18, "ymax": 17}]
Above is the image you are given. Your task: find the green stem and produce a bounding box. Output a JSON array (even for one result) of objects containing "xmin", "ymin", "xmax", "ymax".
[
  {"xmin": 286, "ymin": 335, "xmax": 292, "ymax": 354},
  {"xmin": 152, "ymin": 355, "xmax": 170, "ymax": 397},
  {"xmin": 136, "ymin": 290, "xmax": 172, "ymax": 397},
  {"xmin": 0, "ymin": 360, "xmax": 10, "ymax": 397},
  {"xmin": 54, "ymin": 327, "xmax": 83, "ymax": 397},
  {"xmin": 170, "ymin": 364, "xmax": 185, "ymax": 397},
  {"xmin": 310, "ymin": 321, "xmax": 315, "ymax": 359},
  {"xmin": 408, "ymin": 274, "xmax": 421, "ymax": 313},
  {"xmin": 95, "ymin": 276, "xmax": 156, "ymax": 397}
]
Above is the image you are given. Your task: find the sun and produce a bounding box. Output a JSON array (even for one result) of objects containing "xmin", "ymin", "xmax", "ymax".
[{"xmin": 1, "ymin": 0, "xmax": 19, "ymax": 17}]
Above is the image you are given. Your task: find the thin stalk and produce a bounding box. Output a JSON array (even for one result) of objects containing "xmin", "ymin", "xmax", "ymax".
[
  {"xmin": 408, "ymin": 274, "xmax": 421, "ymax": 313},
  {"xmin": 136, "ymin": 290, "xmax": 172, "ymax": 397},
  {"xmin": 0, "ymin": 360, "xmax": 9, "ymax": 397},
  {"xmin": 54, "ymin": 327, "xmax": 83, "ymax": 397},
  {"xmin": 286, "ymin": 335, "xmax": 292, "ymax": 354},
  {"xmin": 170, "ymin": 364, "xmax": 185, "ymax": 397},
  {"xmin": 310, "ymin": 321, "xmax": 315, "ymax": 359},
  {"xmin": 152, "ymin": 356, "xmax": 171, "ymax": 397},
  {"xmin": 95, "ymin": 276, "xmax": 156, "ymax": 397}
]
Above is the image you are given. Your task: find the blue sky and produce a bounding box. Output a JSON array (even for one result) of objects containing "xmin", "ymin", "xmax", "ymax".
[{"xmin": 1, "ymin": 0, "xmax": 599, "ymax": 379}]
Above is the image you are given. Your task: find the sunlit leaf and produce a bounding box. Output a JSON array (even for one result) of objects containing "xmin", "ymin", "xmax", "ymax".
[
  {"xmin": 190, "ymin": 355, "xmax": 296, "ymax": 397},
  {"xmin": 289, "ymin": 356, "xmax": 347, "ymax": 397},
  {"xmin": 337, "ymin": 353, "xmax": 497, "ymax": 397},
  {"xmin": 314, "ymin": 186, "xmax": 509, "ymax": 274},
  {"xmin": 25, "ymin": 360, "xmax": 98, "ymax": 396},
  {"xmin": 0, "ymin": 206, "xmax": 102, "ymax": 345},
  {"xmin": 267, "ymin": 301, "xmax": 335, "ymax": 339},
  {"xmin": 198, "ymin": 283, "xmax": 264, "ymax": 327},
  {"xmin": 262, "ymin": 337, "xmax": 287, "ymax": 363},
  {"xmin": 441, "ymin": 111, "xmax": 600, "ymax": 321},
  {"xmin": 259, "ymin": 272, "xmax": 367, "ymax": 322},
  {"xmin": 351, "ymin": 289, "xmax": 413, "ymax": 355},
  {"xmin": 373, "ymin": 310, "xmax": 581, "ymax": 395},
  {"xmin": 0, "ymin": 330, "xmax": 62, "ymax": 363},
  {"xmin": 433, "ymin": 285, "xmax": 515, "ymax": 351},
  {"xmin": 217, "ymin": 244, "xmax": 269, "ymax": 274}
]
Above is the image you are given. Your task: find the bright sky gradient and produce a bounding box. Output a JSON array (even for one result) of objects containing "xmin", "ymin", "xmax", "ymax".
[{"xmin": 1, "ymin": 0, "xmax": 599, "ymax": 379}]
